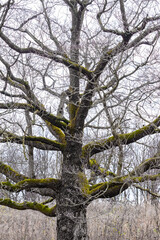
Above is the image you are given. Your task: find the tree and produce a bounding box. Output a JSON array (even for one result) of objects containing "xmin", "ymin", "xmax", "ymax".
[{"xmin": 0, "ymin": 0, "xmax": 160, "ymax": 239}]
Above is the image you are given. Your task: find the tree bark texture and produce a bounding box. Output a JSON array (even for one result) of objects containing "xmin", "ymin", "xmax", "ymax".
[{"xmin": 56, "ymin": 134, "xmax": 89, "ymax": 240}]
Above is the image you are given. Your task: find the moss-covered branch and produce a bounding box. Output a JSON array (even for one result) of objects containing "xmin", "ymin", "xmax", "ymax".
[
  {"xmin": 89, "ymin": 178, "xmax": 129, "ymax": 199},
  {"xmin": 88, "ymin": 154, "xmax": 160, "ymax": 180},
  {"xmin": 0, "ymin": 60, "xmax": 68, "ymax": 141},
  {"xmin": 0, "ymin": 129, "xmax": 65, "ymax": 151},
  {"xmin": 83, "ymin": 155, "xmax": 160, "ymax": 199},
  {"xmin": 46, "ymin": 122, "xmax": 66, "ymax": 144},
  {"xmin": 88, "ymin": 159, "xmax": 116, "ymax": 178},
  {"xmin": 130, "ymin": 173, "xmax": 160, "ymax": 183},
  {"xmin": 0, "ymin": 102, "xmax": 69, "ymax": 130},
  {"xmin": 130, "ymin": 156, "xmax": 160, "ymax": 177},
  {"xmin": 89, "ymin": 151, "xmax": 160, "ymax": 199},
  {"xmin": 0, "ymin": 162, "xmax": 27, "ymax": 183},
  {"xmin": 0, "ymin": 198, "xmax": 56, "ymax": 217},
  {"xmin": 0, "ymin": 162, "xmax": 58, "ymax": 198},
  {"xmin": 86, "ymin": 154, "xmax": 159, "ymax": 188},
  {"xmin": 79, "ymin": 150, "xmax": 159, "ymax": 201},
  {"xmin": 88, "ymin": 173, "xmax": 160, "ymax": 199},
  {"xmin": 82, "ymin": 116, "xmax": 160, "ymax": 158},
  {"xmin": 0, "ymin": 178, "xmax": 61, "ymax": 193}
]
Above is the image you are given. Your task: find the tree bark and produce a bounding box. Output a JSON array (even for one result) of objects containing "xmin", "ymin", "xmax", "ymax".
[
  {"xmin": 56, "ymin": 134, "xmax": 89, "ymax": 240},
  {"xmin": 57, "ymin": 200, "xmax": 88, "ymax": 240},
  {"xmin": 25, "ymin": 110, "xmax": 35, "ymax": 178}
]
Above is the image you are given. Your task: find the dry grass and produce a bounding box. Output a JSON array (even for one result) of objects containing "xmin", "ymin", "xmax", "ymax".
[
  {"xmin": 87, "ymin": 201, "xmax": 160, "ymax": 240},
  {"xmin": 0, "ymin": 201, "xmax": 159, "ymax": 240},
  {"xmin": 0, "ymin": 207, "xmax": 56, "ymax": 240}
]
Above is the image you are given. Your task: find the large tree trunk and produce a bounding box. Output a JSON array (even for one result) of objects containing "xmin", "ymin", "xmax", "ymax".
[
  {"xmin": 56, "ymin": 135, "xmax": 89, "ymax": 240},
  {"xmin": 57, "ymin": 200, "xmax": 88, "ymax": 240}
]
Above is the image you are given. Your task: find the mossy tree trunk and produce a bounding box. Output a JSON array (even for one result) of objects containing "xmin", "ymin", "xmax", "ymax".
[
  {"xmin": 56, "ymin": 4, "xmax": 89, "ymax": 238},
  {"xmin": 56, "ymin": 133, "xmax": 89, "ymax": 240}
]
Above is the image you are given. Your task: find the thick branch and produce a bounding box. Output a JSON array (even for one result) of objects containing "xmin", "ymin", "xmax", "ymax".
[
  {"xmin": 0, "ymin": 161, "xmax": 27, "ymax": 183},
  {"xmin": 130, "ymin": 156, "xmax": 160, "ymax": 177},
  {"xmin": 119, "ymin": 0, "xmax": 129, "ymax": 32},
  {"xmin": 88, "ymin": 152, "xmax": 160, "ymax": 199},
  {"xmin": 0, "ymin": 102, "xmax": 69, "ymax": 130},
  {"xmin": 82, "ymin": 116, "xmax": 160, "ymax": 158},
  {"xmin": 0, "ymin": 162, "xmax": 57, "ymax": 198},
  {"xmin": 74, "ymin": 75, "xmax": 95, "ymax": 131},
  {"xmin": 94, "ymin": 25, "xmax": 160, "ymax": 78},
  {"xmin": 89, "ymin": 179, "xmax": 129, "ymax": 199},
  {"xmin": 74, "ymin": 45, "xmax": 127, "ymax": 130},
  {"xmin": 0, "ymin": 61, "xmax": 67, "ymax": 142},
  {"xmin": 0, "ymin": 129, "xmax": 65, "ymax": 151},
  {"xmin": 128, "ymin": 25, "xmax": 160, "ymax": 48},
  {"xmin": 0, "ymin": 178, "xmax": 61, "ymax": 192},
  {"xmin": 0, "ymin": 198, "xmax": 56, "ymax": 217},
  {"xmin": 89, "ymin": 173, "xmax": 160, "ymax": 199}
]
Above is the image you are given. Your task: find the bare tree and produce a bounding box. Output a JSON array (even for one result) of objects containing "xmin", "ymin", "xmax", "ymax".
[{"xmin": 0, "ymin": 0, "xmax": 160, "ymax": 239}]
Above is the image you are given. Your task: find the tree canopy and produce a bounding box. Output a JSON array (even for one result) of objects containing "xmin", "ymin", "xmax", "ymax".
[{"xmin": 0, "ymin": 0, "xmax": 160, "ymax": 239}]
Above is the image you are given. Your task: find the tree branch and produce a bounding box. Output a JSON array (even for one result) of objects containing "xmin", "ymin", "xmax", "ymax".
[
  {"xmin": 88, "ymin": 158, "xmax": 116, "ymax": 178},
  {"xmin": 130, "ymin": 156, "xmax": 160, "ymax": 177},
  {"xmin": 133, "ymin": 184, "xmax": 160, "ymax": 198},
  {"xmin": 0, "ymin": 161, "xmax": 27, "ymax": 183},
  {"xmin": 0, "ymin": 178, "xmax": 61, "ymax": 192},
  {"xmin": 119, "ymin": 0, "xmax": 129, "ymax": 32},
  {"xmin": 40, "ymin": 0, "xmax": 65, "ymax": 53},
  {"xmin": 0, "ymin": 162, "xmax": 58, "ymax": 198},
  {"xmin": 87, "ymin": 152, "xmax": 160, "ymax": 199},
  {"xmin": 89, "ymin": 173, "xmax": 160, "ymax": 199},
  {"xmin": 94, "ymin": 24, "xmax": 160, "ymax": 78},
  {"xmin": 82, "ymin": 115, "xmax": 160, "ymax": 158},
  {"xmin": 0, "ymin": 198, "xmax": 56, "ymax": 217},
  {"xmin": 0, "ymin": 30, "xmax": 93, "ymax": 79},
  {"xmin": 0, "ymin": 129, "xmax": 65, "ymax": 151},
  {"xmin": 128, "ymin": 25, "xmax": 160, "ymax": 48},
  {"xmin": 0, "ymin": 102, "xmax": 69, "ymax": 130},
  {"xmin": 0, "ymin": 58, "xmax": 67, "ymax": 142}
]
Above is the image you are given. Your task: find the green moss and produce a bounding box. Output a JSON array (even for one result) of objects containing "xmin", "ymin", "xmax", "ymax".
[
  {"xmin": 65, "ymin": 59, "xmax": 93, "ymax": 75},
  {"xmin": 88, "ymin": 159, "xmax": 116, "ymax": 178},
  {"xmin": 0, "ymin": 198, "xmax": 56, "ymax": 217},
  {"xmin": 0, "ymin": 178, "xmax": 61, "ymax": 192},
  {"xmin": 89, "ymin": 158, "xmax": 99, "ymax": 167},
  {"xmin": 77, "ymin": 172, "xmax": 90, "ymax": 196},
  {"xmin": 45, "ymin": 121, "xmax": 66, "ymax": 144},
  {"xmin": 18, "ymin": 178, "xmax": 61, "ymax": 188},
  {"xmin": 82, "ymin": 117, "xmax": 160, "ymax": 158},
  {"xmin": 24, "ymin": 136, "xmax": 65, "ymax": 151},
  {"xmin": 0, "ymin": 162, "xmax": 27, "ymax": 181},
  {"xmin": 89, "ymin": 182, "xmax": 104, "ymax": 192},
  {"xmin": 89, "ymin": 177, "xmax": 129, "ymax": 198},
  {"xmin": 31, "ymin": 202, "xmax": 55, "ymax": 216},
  {"xmin": 67, "ymin": 103, "xmax": 82, "ymax": 134},
  {"xmin": 82, "ymin": 141, "xmax": 95, "ymax": 158},
  {"xmin": 69, "ymin": 103, "xmax": 78, "ymax": 120}
]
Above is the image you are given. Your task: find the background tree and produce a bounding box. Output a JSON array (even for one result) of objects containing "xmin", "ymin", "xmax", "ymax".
[{"xmin": 0, "ymin": 0, "xmax": 160, "ymax": 239}]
